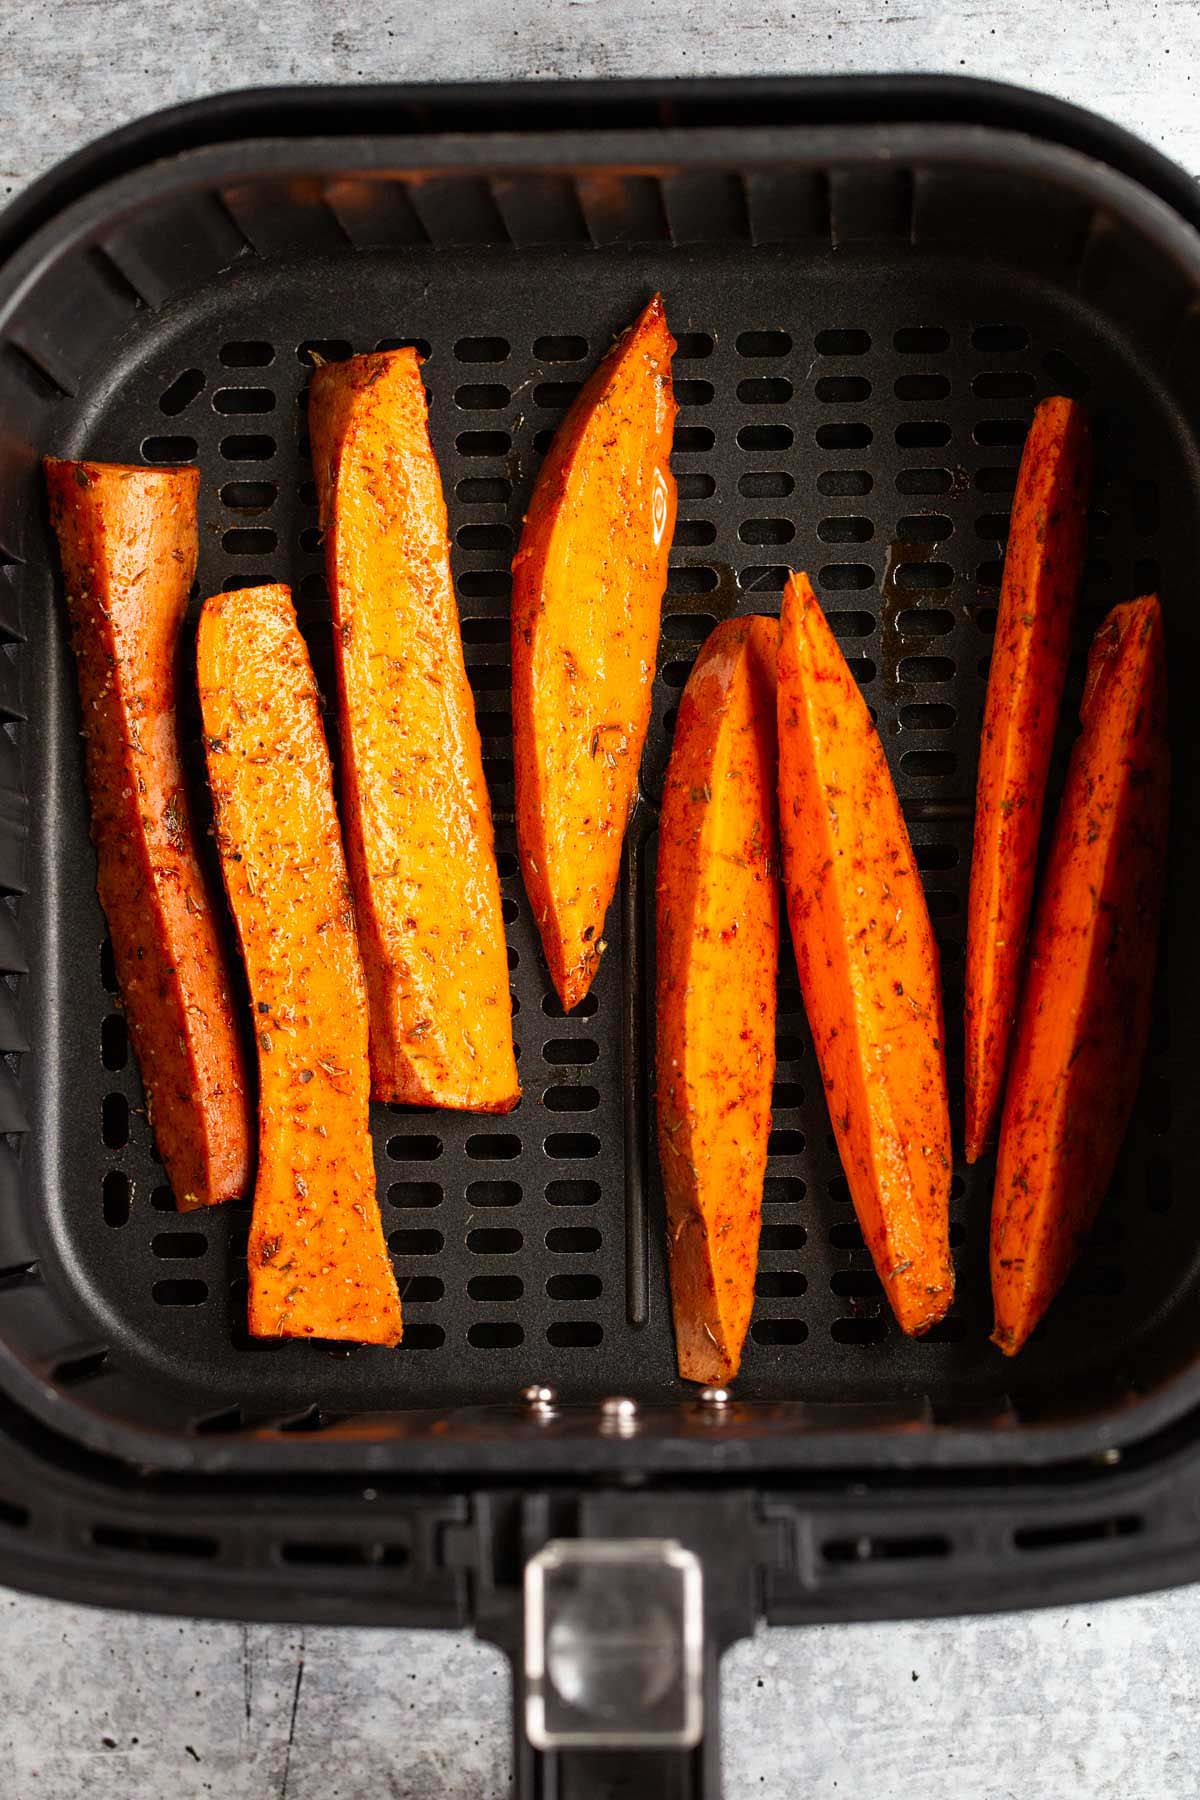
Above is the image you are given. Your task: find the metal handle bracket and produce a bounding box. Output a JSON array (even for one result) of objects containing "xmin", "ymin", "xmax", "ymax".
[{"xmin": 524, "ymin": 1536, "xmax": 704, "ymax": 1750}]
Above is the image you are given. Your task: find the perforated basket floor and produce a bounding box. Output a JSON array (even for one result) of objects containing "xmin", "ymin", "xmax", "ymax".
[{"xmin": 0, "ymin": 111, "xmax": 1198, "ymax": 1461}]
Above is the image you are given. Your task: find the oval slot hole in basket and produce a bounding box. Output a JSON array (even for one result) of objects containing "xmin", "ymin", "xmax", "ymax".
[
  {"xmin": 547, "ymin": 1321, "xmax": 603, "ymax": 1346},
  {"xmin": 468, "ymin": 1321, "xmax": 523, "ymax": 1347}
]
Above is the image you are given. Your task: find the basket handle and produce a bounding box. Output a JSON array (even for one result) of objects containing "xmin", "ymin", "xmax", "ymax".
[{"xmin": 462, "ymin": 1489, "xmax": 768, "ymax": 1800}]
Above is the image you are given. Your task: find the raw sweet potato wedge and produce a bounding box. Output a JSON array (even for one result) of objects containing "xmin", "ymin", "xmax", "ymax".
[
  {"xmin": 778, "ymin": 573, "xmax": 953, "ymax": 1335},
  {"xmin": 309, "ymin": 349, "xmax": 518, "ymax": 1112},
  {"xmin": 44, "ymin": 457, "xmax": 250, "ymax": 1211},
  {"xmin": 991, "ymin": 596, "xmax": 1168, "ymax": 1355},
  {"xmin": 512, "ymin": 294, "xmax": 677, "ymax": 1011},
  {"xmin": 656, "ymin": 616, "xmax": 780, "ymax": 1384},
  {"xmin": 965, "ymin": 397, "xmax": 1092, "ymax": 1162},
  {"xmin": 198, "ymin": 583, "xmax": 402, "ymax": 1345}
]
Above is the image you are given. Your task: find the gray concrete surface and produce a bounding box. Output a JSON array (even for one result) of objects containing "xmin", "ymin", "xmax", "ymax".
[
  {"xmin": 3, "ymin": 0, "xmax": 1200, "ymax": 198},
  {"xmin": 1, "ymin": 1, "xmax": 1198, "ymax": 1795},
  {"xmin": 2, "ymin": 1585, "xmax": 1196, "ymax": 1799}
]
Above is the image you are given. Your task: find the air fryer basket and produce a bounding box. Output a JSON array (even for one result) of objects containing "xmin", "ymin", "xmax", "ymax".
[{"xmin": 2, "ymin": 76, "xmax": 1200, "ymax": 1797}]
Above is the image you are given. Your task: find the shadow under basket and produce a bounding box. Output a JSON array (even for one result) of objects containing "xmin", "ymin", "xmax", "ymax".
[{"xmin": 1, "ymin": 77, "xmax": 1200, "ymax": 1790}]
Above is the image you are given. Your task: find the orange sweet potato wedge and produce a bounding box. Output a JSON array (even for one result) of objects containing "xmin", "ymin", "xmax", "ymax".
[
  {"xmin": 513, "ymin": 295, "xmax": 677, "ymax": 1010},
  {"xmin": 778, "ymin": 573, "xmax": 953, "ymax": 1334},
  {"xmin": 198, "ymin": 584, "xmax": 402, "ymax": 1345},
  {"xmin": 656, "ymin": 616, "xmax": 780, "ymax": 1384},
  {"xmin": 309, "ymin": 349, "xmax": 518, "ymax": 1112},
  {"xmin": 44, "ymin": 458, "xmax": 250, "ymax": 1211},
  {"xmin": 991, "ymin": 596, "xmax": 1168, "ymax": 1355},
  {"xmin": 965, "ymin": 397, "xmax": 1092, "ymax": 1162}
]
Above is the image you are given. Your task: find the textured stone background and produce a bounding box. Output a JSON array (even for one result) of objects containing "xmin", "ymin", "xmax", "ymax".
[
  {"xmin": 2, "ymin": 2, "xmax": 1199, "ymax": 1795},
  {"xmin": 3, "ymin": 1586, "xmax": 1199, "ymax": 1797},
  {"xmin": 2, "ymin": 0, "xmax": 1200, "ymax": 198}
]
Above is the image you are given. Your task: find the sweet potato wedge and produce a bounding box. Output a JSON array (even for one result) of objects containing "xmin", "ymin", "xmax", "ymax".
[
  {"xmin": 656, "ymin": 616, "xmax": 780, "ymax": 1384},
  {"xmin": 778, "ymin": 573, "xmax": 953, "ymax": 1334},
  {"xmin": 44, "ymin": 458, "xmax": 250, "ymax": 1211},
  {"xmin": 512, "ymin": 295, "xmax": 677, "ymax": 1010},
  {"xmin": 309, "ymin": 349, "xmax": 518, "ymax": 1112},
  {"xmin": 198, "ymin": 584, "xmax": 402, "ymax": 1345},
  {"xmin": 991, "ymin": 596, "xmax": 1168, "ymax": 1355},
  {"xmin": 965, "ymin": 397, "xmax": 1092, "ymax": 1162}
]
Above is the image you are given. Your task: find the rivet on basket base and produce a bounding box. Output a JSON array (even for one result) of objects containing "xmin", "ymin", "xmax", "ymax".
[
  {"xmin": 600, "ymin": 1395, "xmax": 639, "ymax": 1437},
  {"xmin": 698, "ymin": 1387, "xmax": 730, "ymax": 1409}
]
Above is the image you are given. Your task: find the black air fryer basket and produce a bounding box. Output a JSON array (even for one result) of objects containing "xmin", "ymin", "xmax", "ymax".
[{"xmin": 2, "ymin": 75, "xmax": 1200, "ymax": 1796}]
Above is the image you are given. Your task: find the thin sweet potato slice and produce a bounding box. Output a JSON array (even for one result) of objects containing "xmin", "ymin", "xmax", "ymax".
[
  {"xmin": 513, "ymin": 295, "xmax": 677, "ymax": 1010},
  {"xmin": 656, "ymin": 616, "xmax": 780, "ymax": 1384},
  {"xmin": 991, "ymin": 596, "xmax": 1168, "ymax": 1355},
  {"xmin": 44, "ymin": 457, "xmax": 250, "ymax": 1211},
  {"xmin": 198, "ymin": 583, "xmax": 402, "ymax": 1345},
  {"xmin": 965, "ymin": 398, "xmax": 1092, "ymax": 1162},
  {"xmin": 778, "ymin": 573, "xmax": 953, "ymax": 1335},
  {"xmin": 309, "ymin": 349, "xmax": 518, "ymax": 1112}
]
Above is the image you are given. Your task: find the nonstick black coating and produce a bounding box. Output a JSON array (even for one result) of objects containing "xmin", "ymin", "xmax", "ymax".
[{"xmin": 13, "ymin": 230, "xmax": 1193, "ymax": 1437}]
